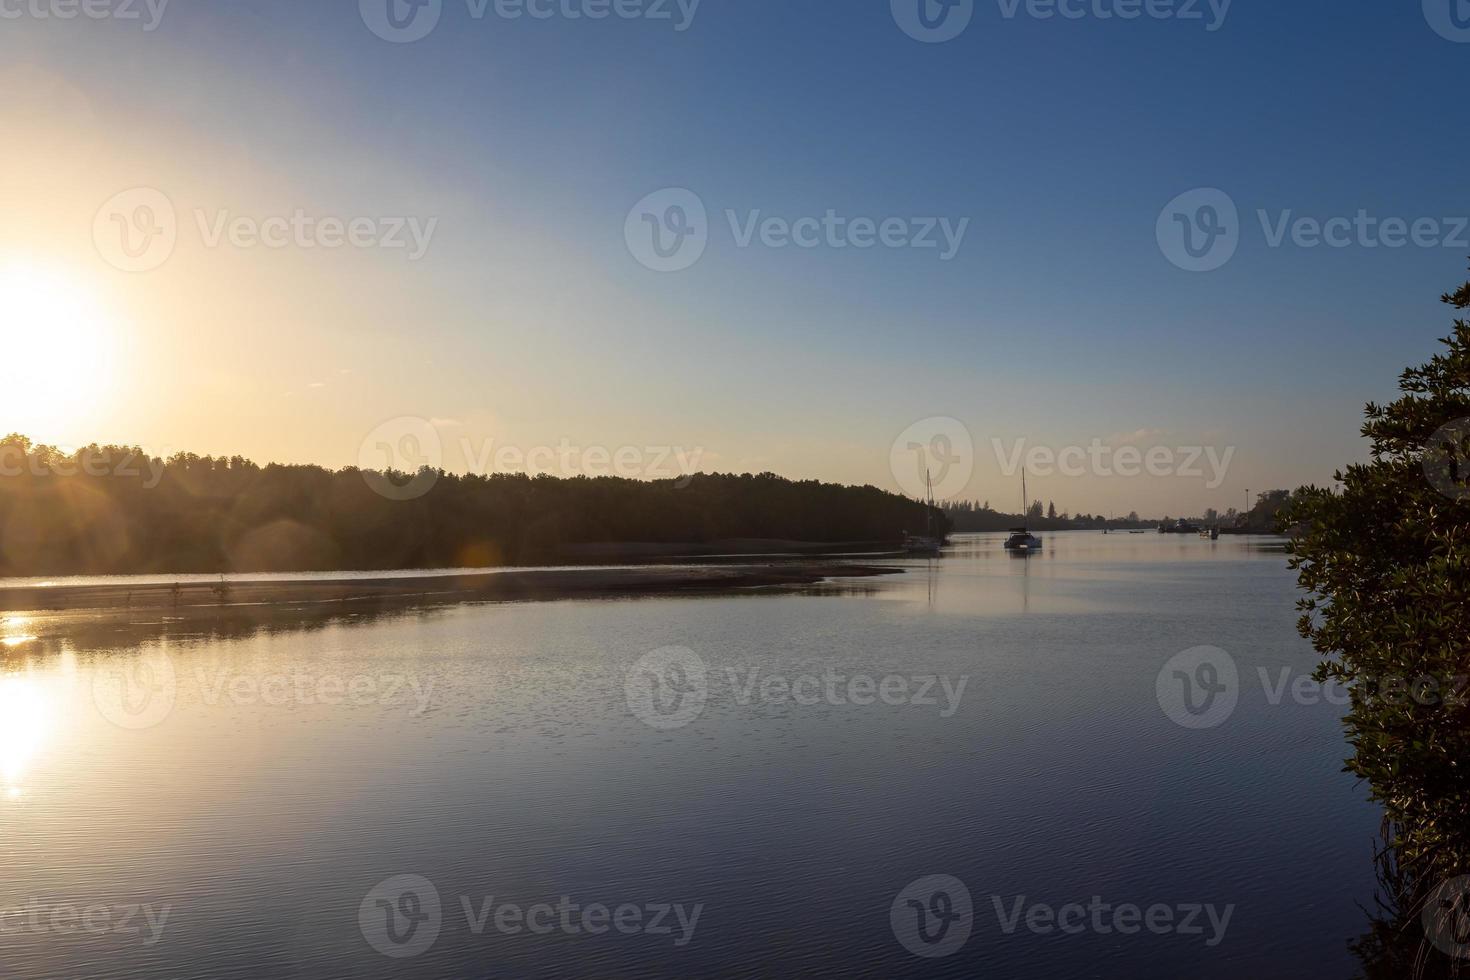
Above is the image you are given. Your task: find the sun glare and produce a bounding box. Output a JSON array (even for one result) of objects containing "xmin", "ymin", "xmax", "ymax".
[
  {"xmin": 0, "ymin": 676, "xmax": 52, "ymax": 799},
  {"xmin": 0, "ymin": 261, "xmax": 119, "ymax": 435}
]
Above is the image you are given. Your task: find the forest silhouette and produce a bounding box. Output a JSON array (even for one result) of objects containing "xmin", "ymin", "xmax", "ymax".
[{"xmin": 0, "ymin": 435, "xmax": 948, "ymax": 575}]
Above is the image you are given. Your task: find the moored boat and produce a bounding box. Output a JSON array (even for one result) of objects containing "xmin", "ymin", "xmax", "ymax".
[
  {"xmin": 904, "ymin": 470, "xmax": 947, "ymax": 556},
  {"xmin": 904, "ymin": 534, "xmax": 943, "ymax": 555},
  {"xmin": 1003, "ymin": 470, "xmax": 1043, "ymax": 553},
  {"xmin": 1004, "ymin": 528, "xmax": 1043, "ymax": 552}
]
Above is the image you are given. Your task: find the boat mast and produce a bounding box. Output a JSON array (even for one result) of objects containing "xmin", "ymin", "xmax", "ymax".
[
  {"xmin": 926, "ymin": 469, "xmax": 935, "ymax": 537},
  {"xmin": 1021, "ymin": 469, "xmax": 1028, "ymax": 530}
]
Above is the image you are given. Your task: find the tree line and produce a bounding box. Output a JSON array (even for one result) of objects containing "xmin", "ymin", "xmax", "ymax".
[
  {"xmin": 0, "ymin": 437, "xmax": 949, "ymax": 575},
  {"xmin": 941, "ymin": 494, "xmax": 1295, "ymax": 532}
]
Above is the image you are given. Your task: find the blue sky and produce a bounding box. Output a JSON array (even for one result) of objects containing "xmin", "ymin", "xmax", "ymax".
[{"xmin": 2, "ymin": 0, "xmax": 1467, "ymax": 515}]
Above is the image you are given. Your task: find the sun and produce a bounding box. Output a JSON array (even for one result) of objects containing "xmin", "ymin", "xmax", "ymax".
[{"xmin": 0, "ymin": 261, "xmax": 119, "ymax": 437}]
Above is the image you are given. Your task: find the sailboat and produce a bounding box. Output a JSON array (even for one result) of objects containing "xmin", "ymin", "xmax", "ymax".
[
  {"xmin": 1003, "ymin": 469, "xmax": 1044, "ymax": 553},
  {"xmin": 903, "ymin": 470, "xmax": 945, "ymax": 556}
]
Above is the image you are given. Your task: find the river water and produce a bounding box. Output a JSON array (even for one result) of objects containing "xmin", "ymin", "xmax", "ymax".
[{"xmin": 0, "ymin": 531, "xmax": 1380, "ymax": 978}]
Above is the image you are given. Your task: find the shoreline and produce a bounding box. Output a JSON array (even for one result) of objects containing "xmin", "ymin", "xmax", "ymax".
[{"xmin": 0, "ymin": 563, "xmax": 902, "ymax": 615}]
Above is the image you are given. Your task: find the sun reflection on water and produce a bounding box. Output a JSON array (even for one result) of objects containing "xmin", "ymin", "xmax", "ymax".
[
  {"xmin": 0, "ymin": 676, "xmax": 52, "ymax": 799},
  {"xmin": 1, "ymin": 616, "xmax": 40, "ymax": 649}
]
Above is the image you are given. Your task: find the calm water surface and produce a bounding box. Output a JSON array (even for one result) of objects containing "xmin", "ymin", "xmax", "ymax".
[{"xmin": 0, "ymin": 532, "xmax": 1380, "ymax": 978}]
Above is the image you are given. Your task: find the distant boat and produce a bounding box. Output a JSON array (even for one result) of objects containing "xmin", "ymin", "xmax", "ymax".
[
  {"xmin": 904, "ymin": 535, "xmax": 942, "ymax": 556},
  {"xmin": 1004, "ymin": 527, "xmax": 1043, "ymax": 552},
  {"xmin": 904, "ymin": 470, "xmax": 945, "ymax": 555},
  {"xmin": 1003, "ymin": 470, "xmax": 1043, "ymax": 553},
  {"xmin": 1159, "ymin": 518, "xmax": 1200, "ymax": 534}
]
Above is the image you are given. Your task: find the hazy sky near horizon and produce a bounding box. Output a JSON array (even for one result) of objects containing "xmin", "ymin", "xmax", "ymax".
[{"xmin": 2, "ymin": 0, "xmax": 1467, "ymax": 515}]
